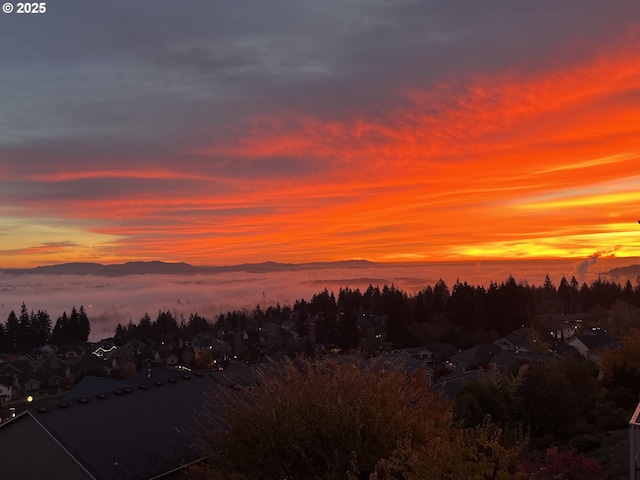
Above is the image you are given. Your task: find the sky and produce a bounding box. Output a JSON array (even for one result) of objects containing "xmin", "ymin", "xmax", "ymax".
[{"xmin": 1, "ymin": 0, "xmax": 640, "ymax": 269}]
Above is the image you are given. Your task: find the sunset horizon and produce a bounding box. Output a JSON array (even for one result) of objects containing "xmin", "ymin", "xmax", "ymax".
[{"xmin": 2, "ymin": 1, "xmax": 639, "ymax": 271}]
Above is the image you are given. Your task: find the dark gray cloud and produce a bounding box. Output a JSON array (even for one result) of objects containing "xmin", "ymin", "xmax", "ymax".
[{"xmin": 2, "ymin": 0, "xmax": 637, "ymax": 156}]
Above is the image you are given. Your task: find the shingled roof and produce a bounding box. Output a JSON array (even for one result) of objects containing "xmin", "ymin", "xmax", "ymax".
[{"xmin": 0, "ymin": 365, "xmax": 254, "ymax": 480}]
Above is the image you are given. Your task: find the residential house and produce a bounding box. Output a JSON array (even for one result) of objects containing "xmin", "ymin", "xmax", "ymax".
[
  {"xmin": 24, "ymin": 344, "xmax": 57, "ymax": 363},
  {"xmin": 0, "ymin": 378, "xmax": 12, "ymax": 402},
  {"xmin": 57, "ymin": 344, "xmax": 86, "ymax": 364},
  {"xmin": 394, "ymin": 347, "xmax": 435, "ymax": 366},
  {"xmin": 91, "ymin": 341, "xmax": 118, "ymax": 358},
  {"xmin": 375, "ymin": 351, "xmax": 435, "ymax": 386},
  {"xmin": 450, "ymin": 343, "xmax": 500, "ymax": 373},
  {"xmin": 494, "ymin": 327, "xmax": 531, "ymax": 352},
  {"xmin": 424, "ymin": 343, "xmax": 459, "ymax": 365},
  {"xmin": 566, "ymin": 330, "xmax": 618, "ymax": 361},
  {"xmin": 18, "ymin": 374, "xmax": 41, "ymax": 393},
  {"xmin": 490, "ymin": 350, "xmax": 553, "ymax": 370},
  {"xmin": 191, "ymin": 332, "xmax": 214, "ymax": 354}
]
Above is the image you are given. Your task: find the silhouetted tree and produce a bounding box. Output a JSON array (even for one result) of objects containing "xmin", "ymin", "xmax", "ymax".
[
  {"xmin": 186, "ymin": 313, "xmax": 209, "ymax": 334},
  {"xmin": 383, "ymin": 285, "xmax": 414, "ymax": 346},
  {"xmin": 78, "ymin": 305, "xmax": 90, "ymax": 342},
  {"xmin": 51, "ymin": 312, "xmax": 69, "ymax": 345},
  {"xmin": 293, "ymin": 299, "xmax": 308, "ymax": 338},
  {"xmin": 17, "ymin": 302, "xmax": 33, "ymax": 351},
  {"xmin": 338, "ymin": 309, "xmax": 360, "ymax": 352},
  {"xmin": 156, "ymin": 310, "xmax": 178, "ymax": 340},
  {"xmin": 31, "ymin": 310, "xmax": 52, "ymax": 346},
  {"xmin": 114, "ymin": 323, "xmax": 127, "ymax": 345},
  {"xmin": 433, "ymin": 279, "xmax": 450, "ymax": 313},
  {"xmin": 310, "ymin": 289, "xmax": 338, "ymax": 345},
  {"xmin": 449, "ymin": 281, "xmax": 477, "ymax": 329}
]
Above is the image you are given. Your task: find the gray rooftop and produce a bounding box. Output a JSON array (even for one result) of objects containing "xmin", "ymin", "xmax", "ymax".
[{"xmin": 1, "ymin": 364, "xmax": 254, "ymax": 480}]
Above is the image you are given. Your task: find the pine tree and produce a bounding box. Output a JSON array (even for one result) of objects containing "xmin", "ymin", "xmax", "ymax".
[
  {"xmin": 339, "ymin": 309, "xmax": 360, "ymax": 352},
  {"xmin": 68, "ymin": 307, "xmax": 80, "ymax": 342},
  {"xmin": 5, "ymin": 310, "xmax": 19, "ymax": 352},
  {"xmin": 78, "ymin": 305, "xmax": 91, "ymax": 342},
  {"xmin": 17, "ymin": 302, "xmax": 32, "ymax": 351},
  {"xmin": 32, "ymin": 310, "xmax": 52, "ymax": 345},
  {"xmin": 51, "ymin": 312, "xmax": 69, "ymax": 345}
]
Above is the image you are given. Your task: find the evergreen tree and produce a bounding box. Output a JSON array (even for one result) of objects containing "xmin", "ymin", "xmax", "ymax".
[
  {"xmin": 51, "ymin": 312, "xmax": 69, "ymax": 345},
  {"xmin": 449, "ymin": 281, "xmax": 476, "ymax": 328},
  {"xmin": 383, "ymin": 286, "xmax": 414, "ymax": 347},
  {"xmin": 310, "ymin": 289, "xmax": 338, "ymax": 345},
  {"xmin": 156, "ymin": 310, "xmax": 178, "ymax": 339},
  {"xmin": 114, "ymin": 323, "xmax": 127, "ymax": 345},
  {"xmin": 338, "ymin": 308, "xmax": 359, "ymax": 351},
  {"xmin": 5, "ymin": 310, "xmax": 19, "ymax": 352},
  {"xmin": 17, "ymin": 302, "xmax": 32, "ymax": 351},
  {"xmin": 187, "ymin": 313, "xmax": 209, "ymax": 334},
  {"xmin": 32, "ymin": 310, "xmax": 52, "ymax": 345},
  {"xmin": 557, "ymin": 276, "xmax": 572, "ymax": 314},
  {"xmin": 78, "ymin": 305, "xmax": 91, "ymax": 342},
  {"xmin": 0, "ymin": 322, "xmax": 6, "ymax": 352},
  {"xmin": 294, "ymin": 299, "xmax": 308, "ymax": 337},
  {"xmin": 138, "ymin": 313, "xmax": 153, "ymax": 338},
  {"xmin": 68, "ymin": 306, "xmax": 80, "ymax": 342},
  {"xmin": 432, "ymin": 279, "xmax": 450, "ymax": 312}
]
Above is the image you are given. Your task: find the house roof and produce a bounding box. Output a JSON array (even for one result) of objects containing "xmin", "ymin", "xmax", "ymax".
[
  {"xmin": 451, "ymin": 343, "xmax": 499, "ymax": 368},
  {"xmin": 577, "ymin": 332, "xmax": 616, "ymax": 350},
  {"xmin": 490, "ymin": 350, "xmax": 553, "ymax": 369},
  {"xmin": 423, "ymin": 343, "xmax": 458, "ymax": 364},
  {"xmin": 63, "ymin": 376, "xmax": 129, "ymax": 402},
  {"xmin": 496, "ymin": 327, "xmax": 531, "ymax": 349},
  {"xmin": 3, "ymin": 364, "xmax": 254, "ymax": 480},
  {"xmin": 549, "ymin": 340, "xmax": 580, "ymax": 357},
  {"xmin": 0, "ymin": 412, "xmax": 94, "ymax": 480}
]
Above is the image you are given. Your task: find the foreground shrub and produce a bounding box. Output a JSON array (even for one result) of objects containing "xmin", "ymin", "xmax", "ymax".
[{"xmin": 197, "ymin": 357, "xmax": 527, "ymax": 480}]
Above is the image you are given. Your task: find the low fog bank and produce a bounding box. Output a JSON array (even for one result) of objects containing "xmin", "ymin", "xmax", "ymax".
[{"xmin": 0, "ymin": 257, "xmax": 633, "ymax": 342}]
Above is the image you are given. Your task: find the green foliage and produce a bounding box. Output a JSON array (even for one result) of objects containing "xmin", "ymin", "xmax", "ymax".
[
  {"xmin": 454, "ymin": 382, "xmax": 508, "ymax": 428},
  {"xmin": 454, "ymin": 355, "xmax": 604, "ymax": 441}
]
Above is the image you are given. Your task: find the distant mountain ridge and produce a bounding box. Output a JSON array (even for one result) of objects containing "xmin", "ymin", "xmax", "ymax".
[
  {"xmin": 604, "ymin": 264, "xmax": 640, "ymax": 280},
  {"xmin": 0, "ymin": 259, "xmax": 376, "ymax": 276}
]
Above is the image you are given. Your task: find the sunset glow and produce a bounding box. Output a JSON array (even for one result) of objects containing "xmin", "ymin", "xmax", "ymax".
[{"xmin": 1, "ymin": 2, "xmax": 639, "ymax": 269}]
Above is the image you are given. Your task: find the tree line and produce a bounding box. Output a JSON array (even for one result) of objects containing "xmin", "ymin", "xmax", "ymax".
[
  {"xmin": 114, "ymin": 274, "xmax": 640, "ymax": 352},
  {"xmin": 0, "ymin": 303, "xmax": 91, "ymax": 353},
  {"xmin": 114, "ymin": 311, "xmax": 209, "ymax": 345}
]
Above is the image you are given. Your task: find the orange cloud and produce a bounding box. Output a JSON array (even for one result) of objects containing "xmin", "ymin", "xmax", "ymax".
[{"xmin": 3, "ymin": 28, "xmax": 640, "ymax": 268}]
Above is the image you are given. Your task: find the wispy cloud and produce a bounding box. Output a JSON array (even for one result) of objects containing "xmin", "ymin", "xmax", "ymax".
[{"xmin": 0, "ymin": 1, "xmax": 639, "ymax": 267}]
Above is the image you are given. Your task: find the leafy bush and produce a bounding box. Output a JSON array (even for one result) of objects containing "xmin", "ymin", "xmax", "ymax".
[{"xmin": 197, "ymin": 357, "xmax": 527, "ymax": 480}]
